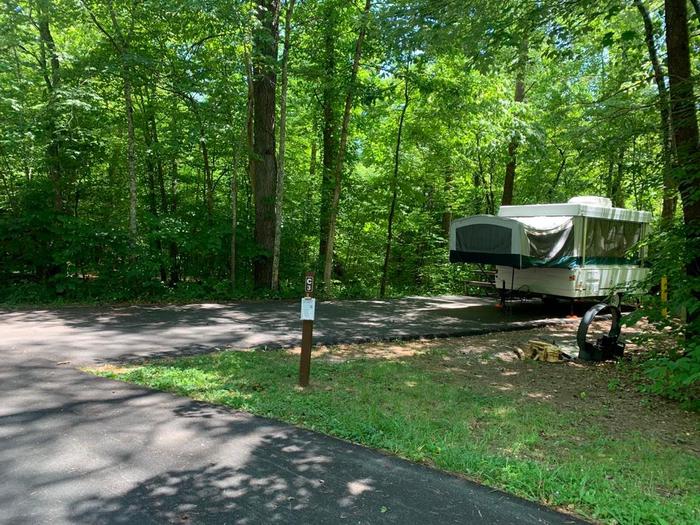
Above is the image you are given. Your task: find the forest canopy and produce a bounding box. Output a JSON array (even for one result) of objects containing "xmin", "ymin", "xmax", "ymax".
[{"xmin": 0, "ymin": 0, "xmax": 698, "ymax": 306}]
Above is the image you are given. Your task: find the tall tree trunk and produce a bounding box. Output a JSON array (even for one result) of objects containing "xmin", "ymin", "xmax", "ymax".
[
  {"xmin": 123, "ymin": 70, "xmax": 138, "ymax": 237},
  {"xmin": 501, "ymin": 36, "xmax": 528, "ymax": 207},
  {"xmin": 230, "ymin": 159, "xmax": 238, "ymax": 288},
  {"xmin": 310, "ymin": 137, "xmax": 317, "ymax": 179},
  {"xmin": 319, "ymin": 2, "xmax": 338, "ymax": 269},
  {"xmin": 474, "ymin": 132, "xmax": 486, "ymax": 213},
  {"xmin": 442, "ymin": 167, "xmax": 453, "ymax": 237},
  {"xmin": 139, "ymin": 95, "xmax": 167, "ymax": 282},
  {"xmin": 251, "ymin": 0, "xmax": 281, "ymax": 288},
  {"xmin": 636, "ymin": 0, "xmax": 676, "ymax": 221},
  {"xmin": 145, "ymin": 86, "xmax": 167, "ymax": 215},
  {"xmin": 380, "ymin": 73, "xmax": 409, "ymax": 298},
  {"xmin": 548, "ymin": 145, "xmax": 567, "ymax": 200},
  {"xmin": 199, "ymin": 125, "xmax": 214, "ymax": 223},
  {"xmin": 272, "ymin": 0, "xmax": 296, "ymax": 291},
  {"xmin": 37, "ymin": 0, "xmax": 63, "ymax": 213},
  {"xmin": 609, "ymin": 147, "xmax": 625, "ymax": 207},
  {"xmin": 169, "ymin": 159, "xmax": 180, "ymax": 285},
  {"xmin": 140, "ymin": 96, "xmax": 158, "ymax": 216},
  {"xmin": 322, "ymin": 0, "xmax": 372, "ymax": 292},
  {"xmin": 665, "ymin": 0, "xmax": 700, "ymax": 333},
  {"xmin": 244, "ymin": 49, "xmax": 255, "ymax": 196}
]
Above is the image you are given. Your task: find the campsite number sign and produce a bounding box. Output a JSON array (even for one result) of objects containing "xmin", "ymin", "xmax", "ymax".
[
  {"xmin": 299, "ymin": 272, "xmax": 315, "ymax": 387},
  {"xmin": 304, "ymin": 274, "xmax": 314, "ymax": 297}
]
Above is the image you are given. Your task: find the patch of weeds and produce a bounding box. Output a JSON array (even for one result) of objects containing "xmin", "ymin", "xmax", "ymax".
[{"xmin": 607, "ymin": 379, "xmax": 621, "ymax": 392}]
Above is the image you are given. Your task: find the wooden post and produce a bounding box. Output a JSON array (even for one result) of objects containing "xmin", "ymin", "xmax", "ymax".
[
  {"xmin": 299, "ymin": 272, "xmax": 315, "ymax": 387},
  {"xmin": 660, "ymin": 275, "xmax": 668, "ymax": 318}
]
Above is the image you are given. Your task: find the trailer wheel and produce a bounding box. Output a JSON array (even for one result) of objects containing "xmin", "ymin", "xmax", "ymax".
[{"xmin": 577, "ymin": 303, "xmax": 625, "ymax": 362}]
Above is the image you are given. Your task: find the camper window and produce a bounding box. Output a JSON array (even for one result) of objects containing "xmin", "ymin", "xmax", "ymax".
[{"xmin": 584, "ymin": 218, "xmax": 643, "ymax": 262}]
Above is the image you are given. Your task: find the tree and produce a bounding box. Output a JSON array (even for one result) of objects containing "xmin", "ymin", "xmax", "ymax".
[
  {"xmin": 322, "ymin": 0, "xmax": 372, "ymax": 293},
  {"xmin": 271, "ymin": 0, "xmax": 296, "ymax": 291},
  {"xmin": 635, "ymin": 0, "xmax": 676, "ymax": 221},
  {"xmin": 664, "ymin": 0, "xmax": 700, "ymax": 331},
  {"xmin": 318, "ymin": 0, "xmax": 340, "ymax": 278},
  {"xmin": 501, "ymin": 36, "xmax": 528, "ymax": 206},
  {"xmin": 36, "ymin": 0, "xmax": 63, "ymax": 213},
  {"xmin": 380, "ymin": 71, "xmax": 409, "ymax": 297},
  {"xmin": 251, "ymin": 0, "xmax": 281, "ymax": 288},
  {"xmin": 81, "ymin": 0, "xmax": 139, "ymax": 238}
]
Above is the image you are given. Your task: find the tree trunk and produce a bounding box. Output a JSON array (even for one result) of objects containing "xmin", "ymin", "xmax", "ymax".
[
  {"xmin": 251, "ymin": 0, "xmax": 280, "ymax": 288},
  {"xmin": 169, "ymin": 159, "xmax": 180, "ymax": 285},
  {"xmin": 665, "ymin": 0, "xmax": 700, "ymax": 333},
  {"xmin": 380, "ymin": 73, "xmax": 409, "ymax": 298},
  {"xmin": 474, "ymin": 132, "xmax": 486, "ymax": 213},
  {"xmin": 636, "ymin": 0, "xmax": 676, "ymax": 221},
  {"xmin": 501, "ymin": 37, "xmax": 528, "ymax": 207},
  {"xmin": 319, "ymin": 3, "xmax": 338, "ymax": 269},
  {"xmin": 139, "ymin": 95, "xmax": 167, "ymax": 282},
  {"xmin": 272, "ymin": 0, "xmax": 296, "ymax": 291},
  {"xmin": 230, "ymin": 163, "xmax": 238, "ymax": 288},
  {"xmin": 37, "ymin": 0, "xmax": 63, "ymax": 213},
  {"xmin": 140, "ymin": 95, "xmax": 158, "ymax": 217},
  {"xmin": 310, "ymin": 137, "xmax": 317, "ymax": 179},
  {"xmin": 610, "ymin": 147, "xmax": 625, "ymax": 207},
  {"xmin": 199, "ymin": 126, "xmax": 214, "ymax": 223},
  {"xmin": 548, "ymin": 146, "xmax": 566, "ymax": 200},
  {"xmin": 123, "ymin": 69, "xmax": 138, "ymax": 238},
  {"xmin": 322, "ymin": 0, "xmax": 372, "ymax": 293},
  {"xmin": 245, "ymin": 49, "xmax": 255, "ymax": 196},
  {"xmin": 146, "ymin": 97, "xmax": 168, "ymax": 215}
]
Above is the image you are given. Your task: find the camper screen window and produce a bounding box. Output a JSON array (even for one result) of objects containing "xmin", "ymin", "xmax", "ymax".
[{"xmin": 585, "ymin": 219, "xmax": 643, "ymax": 261}]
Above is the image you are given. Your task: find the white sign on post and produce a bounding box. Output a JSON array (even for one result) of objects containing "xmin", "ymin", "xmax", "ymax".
[{"xmin": 300, "ymin": 297, "xmax": 316, "ymax": 321}]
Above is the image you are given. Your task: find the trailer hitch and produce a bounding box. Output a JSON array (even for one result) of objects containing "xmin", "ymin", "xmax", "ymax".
[{"xmin": 576, "ymin": 302, "xmax": 625, "ymax": 362}]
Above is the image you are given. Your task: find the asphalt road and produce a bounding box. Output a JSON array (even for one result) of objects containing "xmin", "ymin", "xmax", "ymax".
[{"xmin": 0, "ymin": 296, "xmax": 584, "ymax": 524}]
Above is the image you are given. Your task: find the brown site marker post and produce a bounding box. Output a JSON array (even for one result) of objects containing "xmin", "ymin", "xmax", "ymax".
[{"xmin": 299, "ymin": 271, "xmax": 315, "ymax": 387}]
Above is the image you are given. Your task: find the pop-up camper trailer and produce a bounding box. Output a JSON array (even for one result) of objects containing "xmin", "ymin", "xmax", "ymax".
[{"xmin": 449, "ymin": 196, "xmax": 651, "ymax": 300}]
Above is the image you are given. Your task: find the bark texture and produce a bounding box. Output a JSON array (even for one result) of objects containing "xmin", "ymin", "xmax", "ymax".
[
  {"xmin": 664, "ymin": 0, "xmax": 700, "ymax": 332},
  {"xmin": 635, "ymin": 0, "xmax": 676, "ymax": 220},
  {"xmin": 501, "ymin": 37, "xmax": 528, "ymax": 207},
  {"xmin": 272, "ymin": 0, "xmax": 296, "ymax": 290},
  {"xmin": 251, "ymin": 0, "xmax": 281, "ymax": 288},
  {"xmin": 319, "ymin": 2, "xmax": 338, "ymax": 270},
  {"xmin": 37, "ymin": 0, "xmax": 63, "ymax": 213}
]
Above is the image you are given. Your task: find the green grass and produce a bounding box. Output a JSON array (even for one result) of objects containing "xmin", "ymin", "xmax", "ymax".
[{"xmin": 93, "ymin": 348, "xmax": 700, "ymax": 524}]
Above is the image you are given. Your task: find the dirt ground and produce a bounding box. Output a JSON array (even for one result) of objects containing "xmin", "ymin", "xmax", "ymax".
[{"xmin": 289, "ymin": 320, "xmax": 699, "ymax": 455}]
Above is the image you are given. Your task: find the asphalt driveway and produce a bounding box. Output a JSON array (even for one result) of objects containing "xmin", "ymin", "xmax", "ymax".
[{"xmin": 0, "ymin": 296, "xmax": 583, "ymax": 524}]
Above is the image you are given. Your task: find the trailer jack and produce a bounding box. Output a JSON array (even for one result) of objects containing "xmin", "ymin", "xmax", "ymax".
[{"xmin": 576, "ymin": 302, "xmax": 625, "ymax": 362}]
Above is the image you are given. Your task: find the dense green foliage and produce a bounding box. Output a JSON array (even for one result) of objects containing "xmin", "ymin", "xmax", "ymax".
[
  {"xmin": 1, "ymin": 2, "xmax": 699, "ymax": 395},
  {"xmin": 0, "ymin": 0, "xmax": 691, "ymax": 296},
  {"xmin": 626, "ymin": 224, "xmax": 700, "ymax": 407},
  {"xmin": 94, "ymin": 346, "xmax": 700, "ymax": 524}
]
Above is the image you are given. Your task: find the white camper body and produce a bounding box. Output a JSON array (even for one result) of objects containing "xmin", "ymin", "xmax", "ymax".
[{"xmin": 449, "ymin": 197, "xmax": 651, "ymax": 300}]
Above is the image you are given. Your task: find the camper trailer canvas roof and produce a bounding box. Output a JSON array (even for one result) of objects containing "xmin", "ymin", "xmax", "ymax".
[{"xmin": 499, "ymin": 196, "xmax": 652, "ymax": 223}]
